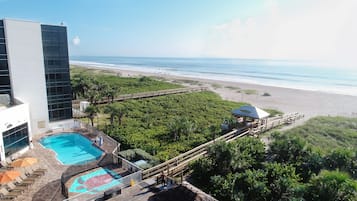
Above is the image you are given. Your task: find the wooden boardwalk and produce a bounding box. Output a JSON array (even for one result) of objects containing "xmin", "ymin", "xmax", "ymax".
[
  {"xmin": 142, "ymin": 112, "xmax": 304, "ymax": 179},
  {"xmin": 73, "ymin": 86, "xmax": 208, "ymax": 106}
]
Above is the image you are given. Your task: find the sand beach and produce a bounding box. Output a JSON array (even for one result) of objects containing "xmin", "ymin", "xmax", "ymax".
[{"xmin": 72, "ymin": 63, "xmax": 357, "ymax": 120}]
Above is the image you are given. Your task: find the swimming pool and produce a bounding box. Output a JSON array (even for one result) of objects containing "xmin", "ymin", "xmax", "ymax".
[
  {"xmin": 69, "ymin": 168, "xmax": 122, "ymax": 194},
  {"xmin": 40, "ymin": 133, "xmax": 103, "ymax": 165}
]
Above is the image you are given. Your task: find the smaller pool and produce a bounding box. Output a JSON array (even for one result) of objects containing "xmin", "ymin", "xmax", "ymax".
[
  {"xmin": 40, "ymin": 133, "xmax": 103, "ymax": 165},
  {"xmin": 69, "ymin": 168, "xmax": 122, "ymax": 194}
]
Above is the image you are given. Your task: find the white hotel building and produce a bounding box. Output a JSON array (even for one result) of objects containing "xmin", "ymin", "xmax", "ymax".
[{"xmin": 0, "ymin": 19, "xmax": 73, "ymax": 162}]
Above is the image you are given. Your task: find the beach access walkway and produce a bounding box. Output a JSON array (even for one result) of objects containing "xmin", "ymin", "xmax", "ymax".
[
  {"xmin": 73, "ymin": 86, "xmax": 207, "ymax": 105},
  {"xmin": 141, "ymin": 112, "xmax": 304, "ymax": 180}
]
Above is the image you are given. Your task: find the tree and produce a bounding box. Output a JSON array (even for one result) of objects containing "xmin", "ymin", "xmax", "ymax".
[
  {"xmin": 209, "ymin": 124, "xmax": 221, "ymax": 141},
  {"xmin": 115, "ymin": 104, "xmax": 128, "ymax": 126},
  {"xmin": 167, "ymin": 117, "xmax": 195, "ymax": 141},
  {"xmin": 209, "ymin": 174, "xmax": 236, "ymax": 201},
  {"xmin": 190, "ymin": 157, "xmax": 215, "ymax": 189},
  {"xmin": 103, "ymin": 104, "xmax": 117, "ymax": 125},
  {"xmin": 230, "ymin": 137, "xmax": 265, "ymax": 173},
  {"xmin": 233, "ymin": 163, "xmax": 304, "ymax": 201},
  {"xmin": 233, "ymin": 169, "xmax": 270, "ymax": 201},
  {"xmin": 269, "ymin": 133, "xmax": 321, "ymax": 181},
  {"xmin": 71, "ymin": 74, "xmax": 91, "ymax": 99},
  {"xmin": 84, "ymin": 105, "xmax": 98, "ymax": 126},
  {"xmin": 207, "ymin": 141, "xmax": 234, "ymax": 175},
  {"xmin": 324, "ymin": 148, "xmax": 354, "ymax": 171},
  {"xmin": 305, "ymin": 170, "xmax": 357, "ymax": 201},
  {"xmin": 264, "ymin": 163, "xmax": 305, "ymax": 201},
  {"xmin": 108, "ymin": 85, "xmax": 120, "ymax": 103},
  {"xmin": 268, "ymin": 133, "xmax": 309, "ymax": 164}
]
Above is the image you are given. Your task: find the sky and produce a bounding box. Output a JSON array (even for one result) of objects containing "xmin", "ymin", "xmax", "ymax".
[{"xmin": 1, "ymin": 0, "xmax": 357, "ymax": 66}]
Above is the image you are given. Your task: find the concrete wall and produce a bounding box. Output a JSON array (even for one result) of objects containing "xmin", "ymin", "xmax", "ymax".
[
  {"xmin": 0, "ymin": 103, "xmax": 30, "ymax": 161},
  {"xmin": 4, "ymin": 19, "xmax": 49, "ymax": 134}
]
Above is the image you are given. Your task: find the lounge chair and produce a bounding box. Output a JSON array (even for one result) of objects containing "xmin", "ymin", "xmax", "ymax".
[
  {"xmin": 6, "ymin": 182, "xmax": 27, "ymax": 193},
  {"xmin": 19, "ymin": 170, "xmax": 39, "ymax": 181},
  {"xmin": 24, "ymin": 167, "xmax": 43, "ymax": 177},
  {"xmin": 32, "ymin": 164, "xmax": 47, "ymax": 175},
  {"xmin": 0, "ymin": 187, "xmax": 21, "ymax": 199},
  {"xmin": 14, "ymin": 177, "xmax": 34, "ymax": 186},
  {"xmin": 0, "ymin": 162, "xmax": 12, "ymax": 170}
]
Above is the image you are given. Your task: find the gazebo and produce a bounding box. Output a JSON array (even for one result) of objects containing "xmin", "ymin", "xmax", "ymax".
[{"xmin": 232, "ymin": 105, "xmax": 270, "ymax": 128}]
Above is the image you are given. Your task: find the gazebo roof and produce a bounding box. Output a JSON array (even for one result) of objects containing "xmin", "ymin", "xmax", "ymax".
[{"xmin": 232, "ymin": 105, "xmax": 270, "ymax": 119}]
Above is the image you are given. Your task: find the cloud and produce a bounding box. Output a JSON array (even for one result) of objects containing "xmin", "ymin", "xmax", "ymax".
[
  {"xmin": 72, "ymin": 36, "xmax": 80, "ymax": 46},
  {"xmin": 204, "ymin": 0, "xmax": 357, "ymax": 67}
]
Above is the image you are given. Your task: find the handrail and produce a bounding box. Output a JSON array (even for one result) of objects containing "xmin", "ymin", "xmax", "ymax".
[
  {"xmin": 142, "ymin": 112, "xmax": 304, "ymax": 179},
  {"xmin": 72, "ymin": 87, "xmax": 208, "ymax": 106}
]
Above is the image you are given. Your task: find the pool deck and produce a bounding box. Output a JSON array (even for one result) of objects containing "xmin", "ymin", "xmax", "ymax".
[
  {"xmin": 7, "ymin": 128, "xmax": 185, "ymax": 201},
  {"xmin": 65, "ymin": 166, "xmax": 129, "ymax": 197},
  {"xmin": 8, "ymin": 128, "xmax": 121, "ymax": 201}
]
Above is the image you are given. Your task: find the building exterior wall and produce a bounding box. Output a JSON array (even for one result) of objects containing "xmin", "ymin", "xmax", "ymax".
[
  {"xmin": 0, "ymin": 103, "xmax": 30, "ymax": 161},
  {"xmin": 0, "ymin": 20, "xmax": 12, "ymax": 101},
  {"xmin": 41, "ymin": 25, "xmax": 73, "ymax": 122},
  {"xmin": 4, "ymin": 19, "xmax": 50, "ymax": 134},
  {"xmin": 0, "ymin": 18, "xmax": 74, "ymax": 161}
]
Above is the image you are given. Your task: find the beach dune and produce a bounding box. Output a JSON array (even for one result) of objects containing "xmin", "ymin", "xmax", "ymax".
[{"xmin": 71, "ymin": 63, "xmax": 357, "ymax": 120}]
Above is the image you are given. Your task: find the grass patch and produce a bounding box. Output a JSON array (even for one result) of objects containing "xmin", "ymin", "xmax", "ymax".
[
  {"xmin": 264, "ymin": 108, "xmax": 284, "ymax": 117},
  {"xmin": 225, "ymin": 86, "xmax": 241, "ymax": 90},
  {"xmin": 236, "ymin": 89, "xmax": 258, "ymax": 95},
  {"xmin": 283, "ymin": 116, "xmax": 357, "ymax": 153},
  {"xmin": 71, "ymin": 65, "xmax": 182, "ymax": 94},
  {"xmin": 211, "ymin": 84, "xmax": 222, "ymax": 89},
  {"xmin": 242, "ymin": 89, "xmax": 258, "ymax": 95},
  {"xmin": 174, "ymin": 79, "xmax": 200, "ymax": 85}
]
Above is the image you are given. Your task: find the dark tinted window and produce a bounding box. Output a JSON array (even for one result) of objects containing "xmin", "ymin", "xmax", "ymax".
[
  {"xmin": 3, "ymin": 123, "xmax": 29, "ymax": 157},
  {"xmin": 0, "ymin": 60, "xmax": 8, "ymax": 70},
  {"xmin": 0, "ymin": 44, "xmax": 6, "ymax": 54},
  {"xmin": 0, "ymin": 29, "xmax": 4, "ymax": 39},
  {"xmin": 42, "ymin": 25, "xmax": 72, "ymax": 121}
]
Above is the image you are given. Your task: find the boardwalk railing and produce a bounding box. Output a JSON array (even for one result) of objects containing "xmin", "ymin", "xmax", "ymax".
[
  {"xmin": 142, "ymin": 112, "xmax": 304, "ymax": 179},
  {"xmin": 72, "ymin": 86, "xmax": 208, "ymax": 107}
]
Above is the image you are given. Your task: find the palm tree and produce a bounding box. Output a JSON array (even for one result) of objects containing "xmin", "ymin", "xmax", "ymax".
[
  {"xmin": 84, "ymin": 105, "xmax": 98, "ymax": 126},
  {"xmin": 181, "ymin": 118, "xmax": 195, "ymax": 140},
  {"xmin": 105, "ymin": 85, "xmax": 120, "ymax": 103},
  {"xmin": 168, "ymin": 117, "xmax": 195, "ymax": 141},
  {"xmin": 168, "ymin": 120, "xmax": 181, "ymax": 141},
  {"xmin": 115, "ymin": 104, "xmax": 127, "ymax": 125},
  {"xmin": 71, "ymin": 74, "xmax": 91, "ymax": 99},
  {"xmin": 103, "ymin": 104, "xmax": 117, "ymax": 125}
]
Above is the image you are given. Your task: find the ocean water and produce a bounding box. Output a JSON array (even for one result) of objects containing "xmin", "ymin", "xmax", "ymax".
[{"xmin": 70, "ymin": 56, "xmax": 357, "ymax": 96}]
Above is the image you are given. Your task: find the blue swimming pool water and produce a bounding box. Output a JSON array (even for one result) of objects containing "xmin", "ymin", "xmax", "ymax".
[
  {"xmin": 69, "ymin": 168, "xmax": 122, "ymax": 194},
  {"xmin": 40, "ymin": 133, "xmax": 103, "ymax": 165}
]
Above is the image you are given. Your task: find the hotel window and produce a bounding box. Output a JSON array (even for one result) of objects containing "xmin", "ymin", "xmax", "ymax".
[
  {"xmin": 41, "ymin": 25, "xmax": 72, "ymax": 121},
  {"xmin": 2, "ymin": 123, "xmax": 29, "ymax": 157}
]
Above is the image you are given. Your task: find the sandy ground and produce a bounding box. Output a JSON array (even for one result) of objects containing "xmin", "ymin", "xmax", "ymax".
[{"xmin": 72, "ymin": 64, "xmax": 357, "ymax": 120}]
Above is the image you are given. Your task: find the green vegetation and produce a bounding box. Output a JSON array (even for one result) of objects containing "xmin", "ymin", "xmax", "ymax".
[
  {"xmin": 118, "ymin": 148, "xmax": 159, "ymax": 169},
  {"xmin": 191, "ymin": 135, "xmax": 357, "ymax": 200},
  {"xmin": 236, "ymin": 89, "xmax": 258, "ymax": 95},
  {"xmin": 173, "ymin": 79, "xmax": 201, "ymax": 85},
  {"xmin": 94, "ymin": 91, "xmax": 246, "ymax": 161},
  {"xmin": 211, "ymin": 83, "xmax": 222, "ymax": 89},
  {"xmin": 225, "ymin": 86, "xmax": 241, "ymax": 90},
  {"xmin": 263, "ymin": 108, "xmax": 283, "ymax": 117},
  {"xmin": 70, "ymin": 66, "xmax": 181, "ymax": 101},
  {"xmin": 284, "ymin": 116, "xmax": 357, "ymax": 153},
  {"xmin": 191, "ymin": 116, "xmax": 357, "ymax": 201}
]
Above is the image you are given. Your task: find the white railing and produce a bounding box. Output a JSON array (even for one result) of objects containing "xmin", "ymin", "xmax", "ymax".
[{"xmin": 62, "ymin": 165, "xmax": 142, "ymax": 201}]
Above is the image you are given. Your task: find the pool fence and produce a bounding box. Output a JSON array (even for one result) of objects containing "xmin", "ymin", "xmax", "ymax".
[{"xmin": 62, "ymin": 165, "xmax": 142, "ymax": 201}]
